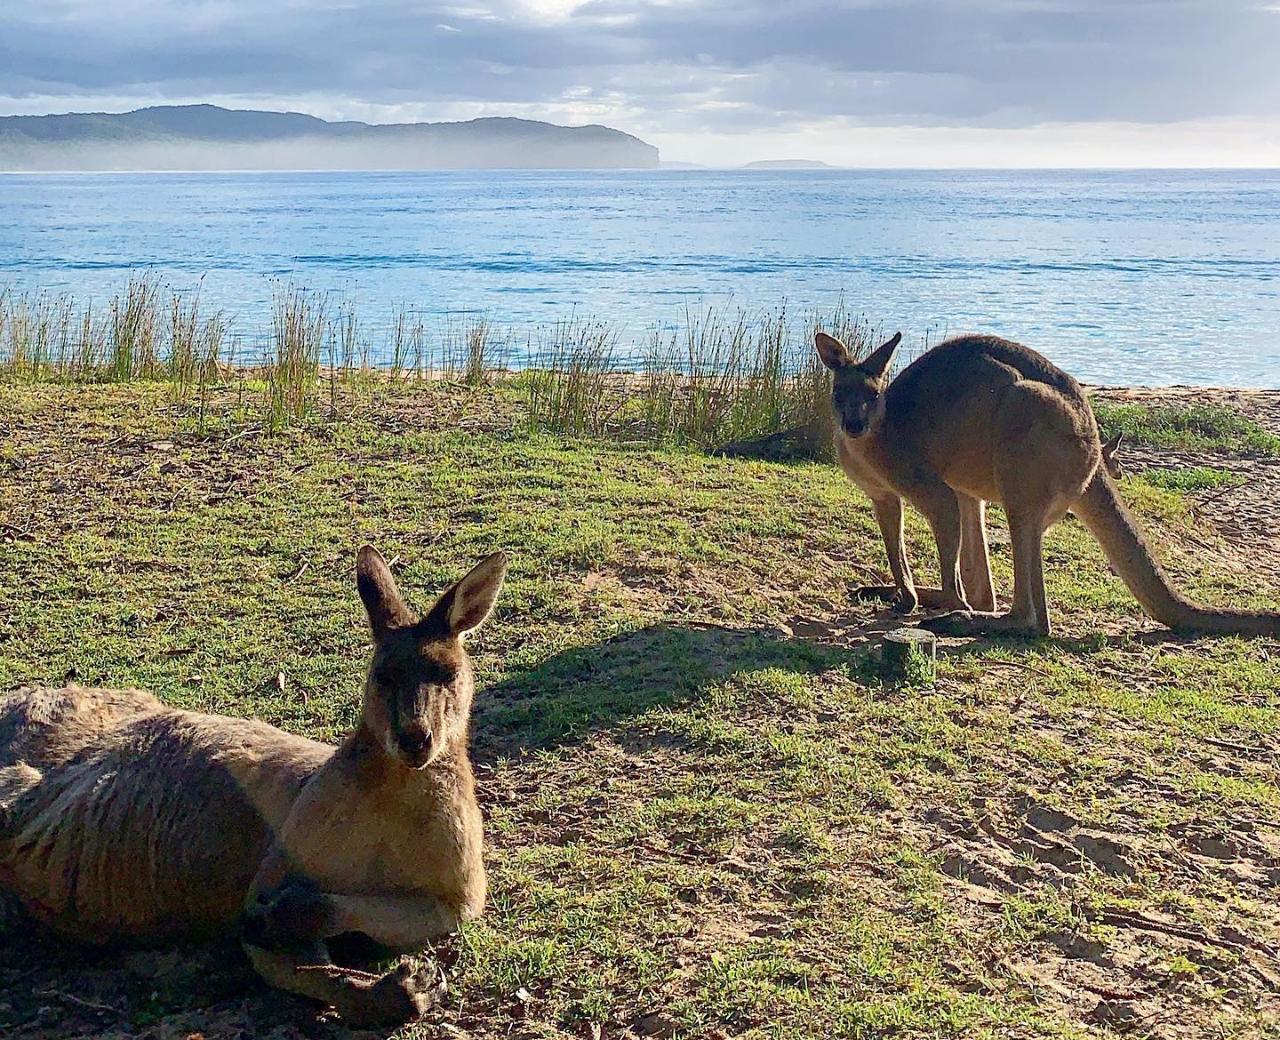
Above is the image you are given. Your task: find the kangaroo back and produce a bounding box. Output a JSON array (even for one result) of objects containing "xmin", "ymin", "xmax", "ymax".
[
  {"xmin": 0, "ymin": 688, "xmax": 327, "ymax": 943},
  {"xmin": 1074, "ymin": 470, "xmax": 1280, "ymax": 636}
]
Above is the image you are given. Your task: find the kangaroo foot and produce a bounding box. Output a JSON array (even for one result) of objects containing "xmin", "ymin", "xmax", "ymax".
[
  {"xmin": 929, "ymin": 591, "xmax": 972, "ymax": 613},
  {"xmin": 246, "ymin": 941, "xmax": 444, "ymax": 1027},
  {"xmin": 920, "ymin": 610, "xmax": 1048, "ymax": 638},
  {"xmin": 305, "ymin": 958, "xmax": 445, "ymax": 1027},
  {"xmin": 855, "ymin": 585, "xmax": 969, "ymax": 613}
]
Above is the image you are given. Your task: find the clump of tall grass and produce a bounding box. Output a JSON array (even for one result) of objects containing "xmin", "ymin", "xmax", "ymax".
[
  {"xmin": 71, "ymin": 304, "xmax": 109, "ymax": 373},
  {"xmin": 444, "ymin": 316, "xmax": 506, "ymax": 385},
  {"xmin": 523, "ymin": 301, "xmax": 874, "ymax": 456},
  {"xmin": 0, "ymin": 290, "xmax": 74, "ymax": 379},
  {"xmin": 387, "ymin": 304, "xmax": 430, "ymax": 382},
  {"xmin": 265, "ymin": 285, "xmax": 326, "ymax": 431},
  {"xmin": 110, "ymin": 275, "xmax": 162, "ymax": 380},
  {"xmin": 525, "ymin": 317, "xmax": 621, "ymax": 436}
]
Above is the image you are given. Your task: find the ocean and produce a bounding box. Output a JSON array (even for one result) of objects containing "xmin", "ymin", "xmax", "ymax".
[{"xmin": 2, "ymin": 168, "xmax": 1278, "ymax": 386}]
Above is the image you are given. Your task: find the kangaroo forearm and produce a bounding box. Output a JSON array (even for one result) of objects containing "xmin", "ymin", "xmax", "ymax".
[
  {"xmin": 245, "ymin": 871, "xmax": 466, "ymax": 951},
  {"xmin": 871, "ymin": 496, "xmax": 915, "ymax": 596},
  {"xmin": 328, "ymin": 892, "xmax": 463, "ymax": 950}
]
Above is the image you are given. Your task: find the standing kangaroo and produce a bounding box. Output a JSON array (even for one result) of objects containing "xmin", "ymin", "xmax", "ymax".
[
  {"xmin": 0, "ymin": 546, "xmax": 507, "ymax": 1025},
  {"xmin": 815, "ymin": 330, "xmax": 1280, "ymax": 638}
]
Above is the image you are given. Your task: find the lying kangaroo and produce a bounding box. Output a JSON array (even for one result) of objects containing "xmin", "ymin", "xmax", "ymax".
[
  {"xmin": 0, "ymin": 546, "xmax": 506, "ymax": 1025},
  {"xmin": 816, "ymin": 330, "xmax": 1280, "ymax": 637}
]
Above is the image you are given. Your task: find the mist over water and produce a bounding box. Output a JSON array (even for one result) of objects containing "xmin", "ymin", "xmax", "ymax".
[{"xmin": 2, "ymin": 168, "xmax": 1278, "ymax": 386}]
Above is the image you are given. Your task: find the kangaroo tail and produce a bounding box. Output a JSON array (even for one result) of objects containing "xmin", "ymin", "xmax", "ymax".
[{"xmin": 1073, "ymin": 469, "xmax": 1280, "ymax": 636}]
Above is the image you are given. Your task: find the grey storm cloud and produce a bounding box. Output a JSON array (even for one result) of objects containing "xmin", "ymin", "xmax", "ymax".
[{"xmin": 1, "ymin": 0, "xmax": 1278, "ymax": 129}]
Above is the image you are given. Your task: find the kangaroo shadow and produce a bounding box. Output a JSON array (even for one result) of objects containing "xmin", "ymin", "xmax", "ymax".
[
  {"xmin": 472, "ymin": 620, "xmax": 860, "ymax": 762},
  {"xmin": 469, "ymin": 603, "xmax": 1181, "ymax": 764},
  {"xmin": 470, "ymin": 607, "xmax": 1235, "ymax": 763}
]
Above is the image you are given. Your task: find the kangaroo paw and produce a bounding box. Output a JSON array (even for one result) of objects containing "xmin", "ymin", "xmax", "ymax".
[
  {"xmin": 243, "ymin": 877, "xmax": 337, "ymax": 950},
  {"xmin": 332, "ymin": 959, "xmax": 445, "ymax": 1027}
]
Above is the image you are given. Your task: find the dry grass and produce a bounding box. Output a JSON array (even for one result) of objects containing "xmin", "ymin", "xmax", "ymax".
[{"xmin": 2, "ymin": 279, "xmax": 886, "ymax": 453}]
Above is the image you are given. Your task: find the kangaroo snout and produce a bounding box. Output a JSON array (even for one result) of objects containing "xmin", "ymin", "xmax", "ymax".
[{"xmin": 396, "ymin": 723, "xmax": 434, "ymax": 767}]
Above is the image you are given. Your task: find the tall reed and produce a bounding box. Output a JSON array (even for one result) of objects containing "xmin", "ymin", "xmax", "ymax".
[
  {"xmin": 109, "ymin": 275, "xmax": 161, "ymax": 380},
  {"xmin": 524, "ymin": 317, "xmax": 619, "ymax": 436},
  {"xmin": 265, "ymin": 285, "xmax": 325, "ymax": 430}
]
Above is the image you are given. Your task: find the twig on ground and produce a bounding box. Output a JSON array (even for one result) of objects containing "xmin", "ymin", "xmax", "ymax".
[
  {"xmin": 35, "ymin": 988, "xmax": 117, "ymax": 1016},
  {"xmin": 1098, "ymin": 908, "xmax": 1277, "ymax": 958},
  {"xmin": 1199, "ymin": 734, "xmax": 1275, "ymax": 757},
  {"xmin": 220, "ymin": 425, "xmax": 263, "ymax": 446}
]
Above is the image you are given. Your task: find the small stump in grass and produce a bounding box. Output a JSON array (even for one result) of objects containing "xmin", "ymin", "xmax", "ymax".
[{"xmin": 879, "ymin": 628, "xmax": 937, "ymax": 687}]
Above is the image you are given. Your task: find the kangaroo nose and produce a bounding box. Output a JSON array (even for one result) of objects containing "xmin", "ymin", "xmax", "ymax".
[{"xmin": 397, "ymin": 724, "xmax": 433, "ymax": 762}]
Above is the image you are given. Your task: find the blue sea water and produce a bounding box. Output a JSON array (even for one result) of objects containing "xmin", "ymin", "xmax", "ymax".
[{"xmin": 1, "ymin": 168, "xmax": 1278, "ymax": 386}]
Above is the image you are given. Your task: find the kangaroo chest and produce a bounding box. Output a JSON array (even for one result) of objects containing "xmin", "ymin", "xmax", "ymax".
[
  {"xmin": 836, "ymin": 433, "xmax": 896, "ymax": 498},
  {"xmin": 279, "ymin": 762, "xmax": 480, "ymax": 899}
]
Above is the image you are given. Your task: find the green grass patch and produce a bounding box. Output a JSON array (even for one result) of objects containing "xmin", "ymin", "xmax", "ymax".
[
  {"xmin": 1135, "ymin": 466, "xmax": 1245, "ymax": 494},
  {"xmin": 1093, "ymin": 400, "xmax": 1280, "ymax": 455}
]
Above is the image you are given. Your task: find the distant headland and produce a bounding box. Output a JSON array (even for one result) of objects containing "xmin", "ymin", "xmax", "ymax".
[{"xmin": 0, "ymin": 104, "xmax": 660, "ymax": 172}]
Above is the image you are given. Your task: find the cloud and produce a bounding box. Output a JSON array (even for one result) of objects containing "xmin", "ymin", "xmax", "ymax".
[{"xmin": 1, "ymin": 1, "xmax": 1278, "ymax": 163}]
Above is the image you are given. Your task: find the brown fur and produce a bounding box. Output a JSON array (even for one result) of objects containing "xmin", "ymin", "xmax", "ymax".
[
  {"xmin": 1101, "ymin": 432, "xmax": 1125, "ymax": 480},
  {"xmin": 817, "ymin": 331, "xmax": 1280, "ymax": 637},
  {"xmin": 0, "ymin": 546, "xmax": 508, "ymax": 1025}
]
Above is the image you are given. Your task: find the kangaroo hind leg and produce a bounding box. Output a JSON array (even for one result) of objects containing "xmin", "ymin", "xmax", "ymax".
[
  {"xmin": 923, "ymin": 381, "xmax": 1090, "ymax": 637},
  {"xmin": 922, "ymin": 506, "xmax": 1053, "ymax": 637},
  {"xmin": 959, "ymin": 494, "xmax": 996, "ymax": 613},
  {"xmin": 244, "ymin": 941, "xmax": 443, "ymax": 1027}
]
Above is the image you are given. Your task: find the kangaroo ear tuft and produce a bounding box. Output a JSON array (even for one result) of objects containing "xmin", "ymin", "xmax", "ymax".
[
  {"xmin": 860, "ymin": 332, "xmax": 903, "ymax": 380},
  {"xmin": 814, "ymin": 331, "xmax": 852, "ymax": 370},
  {"xmin": 356, "ymin": 545, "xmax": 413, "ymax": 641},
  {"xmin": 424, "ymin": 552, "xmax": 509, "ymax": 639},
  {"xmin": 1102, "ymin": 432, "xmax": 1123, "ymax": 455}
]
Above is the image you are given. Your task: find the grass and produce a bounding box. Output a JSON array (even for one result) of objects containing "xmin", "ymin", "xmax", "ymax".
[
  {"xmin": 522, "ymin": 305, "xmax": 857, "ymax": 452},
  {"xmin": 2, "ymin": 378, "xmax": 1278, "ymax": 1039},
  {"xmin": 1093, "ymin": 399, "xmax": 1280, "ymax": 456},
  {"xmin": 1136, "ymin": 466, "xmax": 1245, "ymax": 495},
  {"xmin": 1, "ymin": 280, "xmax": 878, "ymax": 453}
]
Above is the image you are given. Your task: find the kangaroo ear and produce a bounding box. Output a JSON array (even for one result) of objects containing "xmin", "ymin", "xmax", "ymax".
[
  {"xmin": 860, "ymin": 332, "xmax": 902, "ymax": 380},
  {"xmin": 1102, "ymin": 432, "xmax": 1123, "ymax": 457},
  {"xmin": 356, "ymin": 545, "xmax": 414, "ymax": 641},
  {"xmin": 814, "ymin": 331, "xmax": 852, "ymax": 370},
  {"xmin": 423, "ymin": 552, "xmax": 509, "ymax": 639}
]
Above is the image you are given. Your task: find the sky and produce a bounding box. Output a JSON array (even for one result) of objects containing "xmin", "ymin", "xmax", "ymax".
[{"xmin": 2, "ymin": 0, "xmax": 1280, "ymax": 167}]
